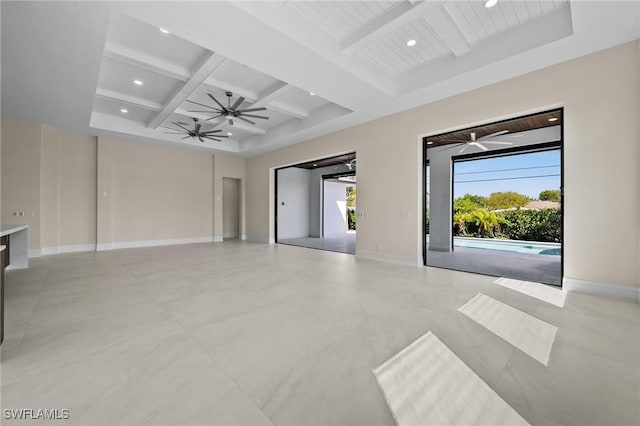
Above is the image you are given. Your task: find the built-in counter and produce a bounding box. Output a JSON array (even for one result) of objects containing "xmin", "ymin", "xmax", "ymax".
[{"xmin": 0, "ymin": 225, "xmax": 29, "ymax": 270}]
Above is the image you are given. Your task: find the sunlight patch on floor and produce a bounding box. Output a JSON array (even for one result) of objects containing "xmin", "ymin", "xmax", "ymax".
[
  {"xmin": 373, "ymin": 331, "xmax": 530, "ymax": 426},
  {"xmin": 494, "ymin": 277, "xmax": 566, "ymax": 307},
  {"xmin": 459, "ymin": 293, "xmax": 558, "ymax": 365}
]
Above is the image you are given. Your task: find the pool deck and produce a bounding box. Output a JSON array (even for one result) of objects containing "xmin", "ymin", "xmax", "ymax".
[{"xmin": 426, "ymin": 245, "xmax": 561, "ymax": 286}]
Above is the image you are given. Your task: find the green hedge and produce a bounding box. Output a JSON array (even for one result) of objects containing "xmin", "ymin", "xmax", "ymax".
[{"xmin": 453, "ymin": 208, "xmax": 561, "ymax": 242}]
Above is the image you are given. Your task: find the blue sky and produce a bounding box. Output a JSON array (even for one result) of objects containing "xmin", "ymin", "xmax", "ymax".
[{"xmin": 453, "ymin": 150, "xmax": 560, "ymax": 199}]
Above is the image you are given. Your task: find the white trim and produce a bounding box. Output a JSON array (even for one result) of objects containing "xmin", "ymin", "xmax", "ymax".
[
  {"xmin": 96, "ymin": 243, "xmax": 113, "ymax": 251},
  {"xmin": 28, "ymin": 249, "xmax": 42, "ymax": 258},
  {"xmin": 356, "ymin": 250, "xmax": 421, "ymax": 267},
  {"xmin": 41, "ymin": 244, "xmax": 96, "ymax": 255},
  {"xmin": 213, "ymin": 236, "xmax": 224, "ymax": 243},
  {"xmin": 563, "ymin": 277, "xmax": 640, "ymax": 304},
  {"xmin": 222, "ymin": 232, "xmax": 239, "ymax": 239},
  {"xmin": 241, "ymin": 234, "xmax": 247, "ymax": 241},
  {"xmin": 102, "ymin": 236, "xmax": 214, "ymax": 251}
]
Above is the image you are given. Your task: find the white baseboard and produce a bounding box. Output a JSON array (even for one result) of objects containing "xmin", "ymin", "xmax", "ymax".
[
  {"xmin": 42, "ymin": 244, "xmax": 96, "ymax": 255},
  {"xmin": 356, "ymin": 250, "xmax": 421, "ymax": 267},
  {"xmin": 103, "ymin": 236, "xmax": 214, "ymax": 251},
  {"xmin": 213, "ymin": 236, "xmax": 224, "ymax": 243},
  {"xmin": 563, "ymin": 277, "xmax": 639, "ymax": 303},
  {"xmin": 96, "ymin": 243, "xmax": 112, "ymax": 251},
  {"xmin": 222, "ymin": 232, "xmax": 239, "ymax": 239},
  {"xmin": 241, "ymin": 234, "xmax": 247, "ymax": 241},
  {"xmin": 28, "ymin": 249, "xmax": 42, "ymax": 258}
]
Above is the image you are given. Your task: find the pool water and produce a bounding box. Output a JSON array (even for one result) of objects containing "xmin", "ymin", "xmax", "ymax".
[{"xmin": 453, "ymin": 237, "xmax": 561, "ymax": 256}]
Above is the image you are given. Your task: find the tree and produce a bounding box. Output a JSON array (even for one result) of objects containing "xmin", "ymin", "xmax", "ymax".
[
  {"xmin": 485, "ymin": 191, "xmax": 530, "ymax": 210},
  {"xmin": 346, "ymin": 186, "xmax": 356, "ymax": 208},
  {"xmin": 454, "ymin": 194, "xmax": 486, "ymax": 213},
  {"xmin": 471, "ymin": 209, "xmax": 502, "ymax": 237},
  {"xmin": 539, "ymin": 189, "xmax": 561, "ymax": 202},
  {"xmin": 453, "ymin": 212, "xmax": 472, "ymax": 236}
]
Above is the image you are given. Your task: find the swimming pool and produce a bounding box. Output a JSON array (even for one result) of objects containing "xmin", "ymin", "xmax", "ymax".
[{"xmin": 453, "ymin": 237, "xmax": 561, "ymax": 256}]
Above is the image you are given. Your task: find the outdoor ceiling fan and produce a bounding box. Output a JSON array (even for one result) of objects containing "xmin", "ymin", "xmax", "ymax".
[
  {"xmin": 186, "ymin": 91, "xmax": 269, "ymax": 126},
  {"xmin": 346, "ymin": 158, "xmax": 356, "ymax": 170},
  {"xmin": 442, "ymin": 130, "xmax": 513, "ymax": 153},
  {"xmin": 160, "ymin": 118, "xmax": 229, "ymax": 142}
]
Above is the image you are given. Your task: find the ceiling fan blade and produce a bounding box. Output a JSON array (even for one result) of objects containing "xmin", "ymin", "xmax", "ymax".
[
  {"xmin": 201, "ymin": 129, "xmax": 223, "ymax": 133},
  {"xmin": 181, "ymin": 135, "xmax": 191, "ymax": 140},
  {"xmin": 437, "ymin": 143, "xmax": 464, "ymax": 151},
  {"xmin": 203, "ymin": 135, "xmax": 222, "ymax": 142},
  {"xmin": 188, "ymin": 110, "xmax": 218, "ymax": 113},
  {"xmin": 482, "ymin": 141, "xmax": 513, "ymax": 145},
  {"xmin": 185, "ymin": 99, "xmax": 218, "ymax": 110},
  {"xmin": 237, "ymin": 116, "xmax": 255, "ymax": 125},
  {"xmin": 478, "ymin": 130, "xmax": 509, "ymax": 140},
  {"xmin": 237, "ymin": 107, "xmax": 267, "ymax": 113},
  {"xmin": 459, "ymin": 144, "xmax": 470, "ymax": 154},
  {"xmin": 199, "ymin": 136, "xmax": 205, "ymax": 143},
  {"xmin": 241, "ymin": 114, "xmax": 268, "ymax": 120},
  {"xmin": 228, "ymin": 118, "xmax": 234, "ymax": 126},
  {"xmin": 164, "ymin": 132, "xmax": 187, "ymax": 134},
  {"xmin": 231, "ymin": 96, "xmax": 245, "ymax": 110},
  {"xmin": 172, "ymin": 122, "xmax": 191, "ymax": 132},
  {"xmin": 206, "ymin": 114, "xmax": 224, "ymax": 121},
  {"xmin": 208, "ymin": 93, "xmax": 227, "ymax": 111},
  {"xmin": 471, "ymin": 142, "xmax": 489, "ymax": 151}
]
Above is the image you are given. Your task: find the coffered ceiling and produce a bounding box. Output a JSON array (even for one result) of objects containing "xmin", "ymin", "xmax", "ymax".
[{"xmin": 2, "ymin": 1, "xmax": 639, "ymax": 157}]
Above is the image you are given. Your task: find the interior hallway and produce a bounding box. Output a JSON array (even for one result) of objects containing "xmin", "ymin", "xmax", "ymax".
[{"xmin": 1, "ymin": 241, "xmax": 638, "ymax": 425}]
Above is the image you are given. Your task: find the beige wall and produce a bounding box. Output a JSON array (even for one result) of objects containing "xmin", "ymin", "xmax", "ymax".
[
  {"xmin": 1, "ymin": 119, "xmax": 43, "ymax": 251},
  {"xmin": 2, "ymin": 121, "xmax": 224, "ymax": 253},
  {"xmin": 41, "ymin": 125, "xmax": 97, "ymax": 250},
  {"xmin": 99, "ymin": 137, "xmax": 214, "ymax": 245},
  {"xmin": 222, "ymin": 177, "xmax": 240, "ymax": 239},
  {"xmin": 246, "ymin": 41, "xmax": 640, "ymax": 289},
  {"xmin": 214, "ymin": 154, "xmax": 245, "ymax": 241}
]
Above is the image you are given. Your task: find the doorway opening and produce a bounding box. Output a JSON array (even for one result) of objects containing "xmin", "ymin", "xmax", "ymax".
[
  {"xmin": 423, "ymin": 109, "xmax": 563, "ymax": 286},
  {"xmin": 275, "ymin": 153, "xmax": 356, "ymax": 254},
  {"xmin": 222, "ymin": 177, "xmax": 241, "ymax": 240}
]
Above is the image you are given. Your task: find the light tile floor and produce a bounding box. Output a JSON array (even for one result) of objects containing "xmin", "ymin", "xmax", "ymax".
[{"xmin": 1, "ymin": 241, "xmax": 638, "ymax": 425}]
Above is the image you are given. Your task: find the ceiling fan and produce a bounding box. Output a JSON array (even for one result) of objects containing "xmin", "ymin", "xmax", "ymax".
[
  {"xmin": 442, "ymin": 130, "xmax": 513, "ymax": 153},
  {"xmin": 345, "ymin": 158, "xmax": 356, "ymax": 170},
  {"xmin": 161, "ymin": 118, "xmax": 229, "ymax": 142},
  {"xmin": 186, "ymin": 91, "xmax": 269, "ymax": 126}
]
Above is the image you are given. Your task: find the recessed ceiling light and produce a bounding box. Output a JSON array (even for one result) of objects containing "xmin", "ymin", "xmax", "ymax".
[
  {"xmin": 427, "ymin": 141, "xmax": 433, "ymax": 145},
  {"xmin": 548, "ymin": 117, "xmax": 558, "ymax": 122},
  {"xmin": 313, "ymin": 163, "xmax": 318, "ymax": 167},
  {"xmin": 309, "ymin": 92, "xmax": 315, "ymax": 96},
  {"xmin": 159, "ymin": 27, "xmax": 170, "ymax": 34},
  {"xmin": 406, "ymin": 39, "xmax": 417, "ymax": 47},
  {"xmin": 227, "ymin": 132, "xmax": 232, "ymax": 136},
  {"xmin": 133, "ymin": 80, "xmax": 143, "ymax": 85},
  {"xmin": 484, "ymin": 0, "xmax": 498, "ymax": 8},
  {"xmin": 120, "ymin": 108, "xmax": 128, "ymax": 114}
]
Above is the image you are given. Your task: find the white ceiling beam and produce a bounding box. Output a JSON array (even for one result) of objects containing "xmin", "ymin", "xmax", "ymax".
[
  {"xmin": 103, "ymin": 42, "xmax": 190, "ymax": 82},
  {"xmin": 250, "ymin": 82, "xmax": 308, "ymax": 119},
  {"xmin": 95, "ymin": 88, "xmax": 163, "ymax": 111},
  {"xmin": 341, "ymin": 1, "xmax": 445, "ymax": 56},
  {"xmin": 424, "ymin": 4, "xmax": 472, "ymax": 57},
  {"xmin": 203, "ymin": 77, "xmax": 258, "ymax": 101},
  {"xmin": 148, "ymin": 53, "xmax": 226, "ymax": 129}
]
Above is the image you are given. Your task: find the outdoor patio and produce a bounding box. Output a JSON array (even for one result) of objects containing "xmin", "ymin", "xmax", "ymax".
[
  {"xmin": 279, "ymin": 232, "xmax": 356, "ymax": 255},
  {"xmin": 426, "ymin": 245, "xmax": 561, "ymax": 286}
]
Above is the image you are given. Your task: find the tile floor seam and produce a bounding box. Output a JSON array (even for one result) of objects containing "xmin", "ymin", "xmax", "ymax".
[{"xmin": 159, "ymin": 314, "xmax": 278, "ymax": 426}]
